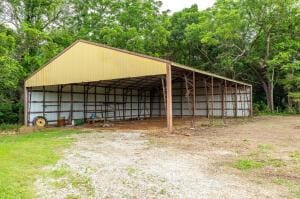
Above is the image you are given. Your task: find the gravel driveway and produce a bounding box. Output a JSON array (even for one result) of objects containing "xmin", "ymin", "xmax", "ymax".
[{"xmin": 35, "ymin": 131, "xmax": 285, "ymax": 199}]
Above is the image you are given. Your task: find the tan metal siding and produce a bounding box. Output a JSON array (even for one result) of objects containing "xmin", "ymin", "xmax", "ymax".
[{"xmin": 25, "ymin": 42, "xmax": 166, "ymax": 87}]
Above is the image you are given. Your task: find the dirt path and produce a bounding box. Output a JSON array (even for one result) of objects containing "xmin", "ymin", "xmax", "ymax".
[{"xmin": 35, "ymin": 130, "xmax": 287, "ymax": 199}]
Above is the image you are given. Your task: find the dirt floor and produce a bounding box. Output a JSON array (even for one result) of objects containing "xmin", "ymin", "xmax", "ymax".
[{"xmin": 35, "ymin": 116, "xmax": 300, "ymax": 198}]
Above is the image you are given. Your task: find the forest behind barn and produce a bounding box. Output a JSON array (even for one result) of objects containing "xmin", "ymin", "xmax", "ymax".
[{"xmin": 0, "ymin": 0, "xmax": 299, "ymax": 124}]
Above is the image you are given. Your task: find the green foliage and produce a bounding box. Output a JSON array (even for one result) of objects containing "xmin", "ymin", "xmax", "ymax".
[
  {"xmin": 0, "ymin": 0, "xmax": 299, "ymax": 125},
  {"xmin": 0, "ymin": 129, "xmax": 78, "ymax": 198},
  {"xmin": 0, "ymin": 123, "xmax": 20, "ymax": 131}
]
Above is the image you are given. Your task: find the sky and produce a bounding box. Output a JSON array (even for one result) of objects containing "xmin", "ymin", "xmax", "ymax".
[{"xmin": 161, "ymin": 0, "xmax": 216, "ymax": 13}]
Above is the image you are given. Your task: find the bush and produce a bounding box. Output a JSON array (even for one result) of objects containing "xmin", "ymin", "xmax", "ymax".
[{"xmin": 0, "ymin": 101, "xmax": 22, "ymax": 124}]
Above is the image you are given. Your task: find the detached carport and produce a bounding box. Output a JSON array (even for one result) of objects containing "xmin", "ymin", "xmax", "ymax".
[{"xmin": 24, "ymin": 40, "xmax": 252, "ymax": 132}]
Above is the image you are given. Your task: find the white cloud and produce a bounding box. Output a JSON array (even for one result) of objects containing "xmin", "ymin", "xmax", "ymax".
[{"xmin": 160, "ymin": 0, "xmax": 215, "ymax": 13}]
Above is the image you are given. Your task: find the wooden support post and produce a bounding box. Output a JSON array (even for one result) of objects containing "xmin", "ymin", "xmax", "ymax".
[
  {"xmin": 104, "ymin": 87, "xmax": 107, "ymax": 121},
  {"xmin": 161, "ymin": 77, "xmax": 167, "ymax": 115},
  {"xmin": 211, "ymin": 77, "xmax": 214, "ymax": 119},
  {"xmin": 28, "ymin": 88, "xmax": 32, "ymax": 125},
  {"xmin": 130, "ymin": 89, "xmax": 133, "ymax": 119},
  {"xmin": 24, "ymin": 86, "xmax": 28, "ymax": 126},
  {"xmin": 224, "ymin": 80, "xmax": 227, "ymax": 119},
  {"xmin": 235, "ymin": 83, "xmax": 238, "ymax": 118},
  {"xmin": 166, "ymin": 64, "xmax": 173, "ymax": 132},
  {"xmin": 192, "ymin": 72, "xmax": 196, "ymax": 127},
  {"xmin": 123, "ymin": 89, "xmax": 125, "ymax": 120},
  {"xmin": 70, "ymin": 85, "xmax": 74, "ymax": 124},
  {"xmin": 42, "ymin": 86, "xmax": 46, "ymax": 118},
  {"xmin": 221, "ymin": 82, "xmax": 224, "ymax": 120},
  {"xmin": 114, "ymin": 87, "xmax": 116, "ymax": 120},
  {"xmin": 250, "ymin": 86, "xmax": 253, "ymax": 117},
  {"xmin": 158, "ymin": 88, "xmax": 161, "ymax": 117},
  {"xmin": 144, "ymin": 91, "xmax": 146, "ymax": 118},
  {"xmin": 243, "ymin": 85, "xmax": 246, "ymax": 117},
  {"xmin": 57, "ymin": 85, "xmax": 62, "ymax": 121},
  {"xmin": 150, "ymin": 90, "xmax": 153, "ymax": 118},
  {"xmin": 83, "ymin": 85, "xmax": 86, "ymax": 121},
  {"xmin": 137, "ymin": 90, "xmax": 140, "ymax": 119},
  {"xmin": 204, "ymin": 79, "xmax": 209, "ymax": 118},
  {"xmin": 180, "ymin": 81, "xmax": 183, "ymax": 118},
  {"xmin": 94, "ymin": 86, "xmax": 97, "ymax": 117}
]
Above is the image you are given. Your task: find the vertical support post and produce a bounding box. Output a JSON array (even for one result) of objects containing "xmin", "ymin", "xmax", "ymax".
[
  {"xmin": 235, "ymin": 83, "xmax": 238, "ymax": 118},
  {"xmin": 114, "ymin": 87, "xmax": 116, "ymax": 120},
  {"xmin": 204, "ymin": 79, "xmax": 209, "ymax": 118},
  {"xmin": 94, "ymin": 85, "xmax": 97, "ymax": 117},
  {"xmin": 180, "ymin": 80, "xmax": 183, "ymax": 118},
  {"xmin": 250, "ymin": 85, "xmax": 253, "ymax": 117},
  {"xmin": 144, "ymin": 91, "xmax": 146, "ymax": 118},
  {"xmin": 224, "ymin": 80, "xmax": 227, "ymax": 119},
  {"xmin": 166, "ymin": 64, "xmax": 173, "ymax": 132},
  {"xmin": 211, "ymin": 77, "xmax": 214, "ymax": 119},
  {"xmin": 137, "ymin": 90, "xmax": 140, "ymax": 119},
  {"xmin": 243, "ymin": 85, "xmax": 246, "ymax": 117},
  {"xmin": 123, "ymin": 88, "xmax": 125, "ymax": 120},
  {"xmin": 221, "ymin": 82, "xmax": 224, "ymax": 120},
  {"xmin": 130, "ymin": 89, "xmax": 133, "ymax": 119},
  {"xmin": 57, "ymin": 85, "xmax": 61, "ymax": 121},
  {"xmin": 42, "ymin": 86, "xmax": 46, "ymax": 118},
  {"xmin": 104, "ymin": 87, "xmax": 107, "ymax": 121},
  {"xmin": 150, "ymin": 90, "xmax": 153, "ymax": 118},
  {"xmin": 192, "ymin": 72, "xmax": 196, "ymax": 126},
  {"xmin": 158, "ymin": 88, "xmax": 161, "ymax": 117},
  {"xmin": 70, "ymin": 85, "xmax": 74, "ymax": 124},
  {"xmin": 83, "ymin": 85, "xmax": 86, "ymax": 122},
  {"xmin": 161, "ymin": 77, "xmax": 167, "ymax": 114},
  {"xmin": 24, "ymin": 86, "xmax": 28, "ymax": 126}
]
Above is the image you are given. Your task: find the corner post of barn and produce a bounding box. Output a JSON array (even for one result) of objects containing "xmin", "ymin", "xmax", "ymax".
[
  {"xmin": 24, "ymin": 85, "xmax": 28, "ymax": 126},
  {"xmin": 166, "ymin": 63, "xmax": 173, "ymax": 132}
]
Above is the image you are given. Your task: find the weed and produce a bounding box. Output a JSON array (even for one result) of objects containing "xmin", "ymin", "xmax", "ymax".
[
  {"xmin": 258, "ymin": 144, "xmax": 274, "ymax": 152},
  {"xmin": 50, "ymin": 166, "xmax": 71, "ymax": 178},
  {"xmin": 290, "ymin": 151, "xmax": 300, "ymax": 161},
  {"xmin": 127, "ymin": 167, "xmax": 137, "ymax": 176},
  {"xmin": 233, "ymin": 159, "xmax": 264, "ymax": 170}
]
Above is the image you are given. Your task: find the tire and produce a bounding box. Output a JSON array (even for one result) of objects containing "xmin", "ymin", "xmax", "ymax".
[{"xmin": 33, "ymin": 116, "xmax": 48, "ymax": 127}]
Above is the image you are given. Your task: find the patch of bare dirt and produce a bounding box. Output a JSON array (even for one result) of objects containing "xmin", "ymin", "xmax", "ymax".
[{"xmin": 35, "ymin": 117, "xmax": 294, "ymax": 199}]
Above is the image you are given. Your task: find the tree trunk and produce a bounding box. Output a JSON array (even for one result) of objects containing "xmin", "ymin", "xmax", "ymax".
[{"xmin": 262, "ymin": 81, "xmax": 274, "ymax": 112}]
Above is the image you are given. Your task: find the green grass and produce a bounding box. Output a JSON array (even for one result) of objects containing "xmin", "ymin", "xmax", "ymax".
[
  {"xmin": 290, "ymin": 151, "xmax": 300, "ymax": 161},
  {"xmin": 0, "ymin": 129, "xmax": 79, "ymax": 199},
  {"xmin": 233, "ymin": 159, "xmax": 264, "ymax": 170},
  {"xmin": 257, "ymin": 144, "xmax": 274, "ymax": 152},
  {"xmin": 0, "ymin": 123, "xmax": 21, "ymax": 132}
]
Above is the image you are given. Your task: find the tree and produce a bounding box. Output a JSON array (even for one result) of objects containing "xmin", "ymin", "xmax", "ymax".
[{"xmin": 182, "ymin": 0, "xmax": 300, "ymax": 111}]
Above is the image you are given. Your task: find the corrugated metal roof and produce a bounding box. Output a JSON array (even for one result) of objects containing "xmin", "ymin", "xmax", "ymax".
[{"xmin": 25, "ymin": 40, "xmax": 251, "ymax": 87}]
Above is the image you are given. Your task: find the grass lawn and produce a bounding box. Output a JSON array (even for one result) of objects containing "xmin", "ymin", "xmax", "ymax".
[{"xmin": 0, "ymin": 129, "xmax": 79, "ymax": 199}]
